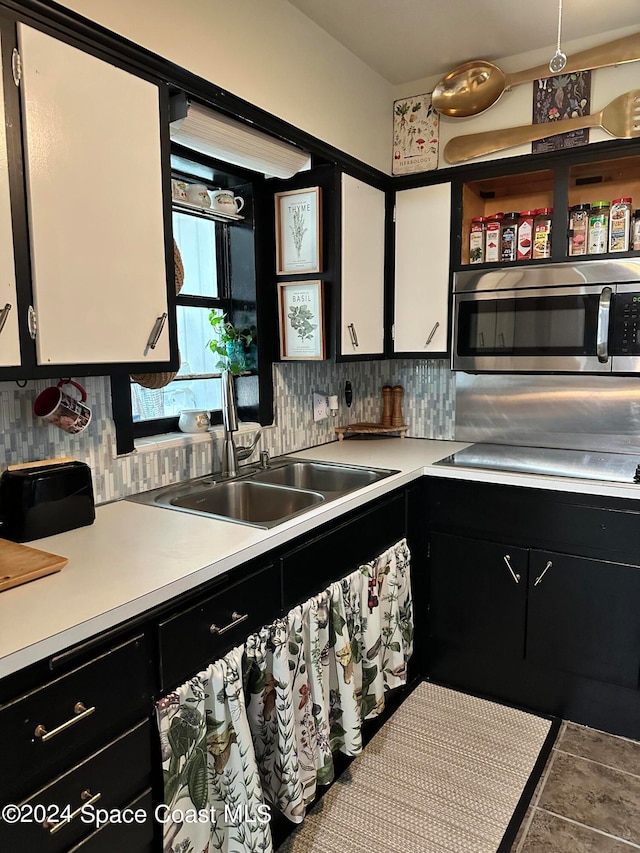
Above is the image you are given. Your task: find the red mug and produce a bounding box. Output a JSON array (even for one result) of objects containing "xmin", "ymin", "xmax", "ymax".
[{"xmin": 33, "ymin": 380, "xmax": 92, "ymax": 435}]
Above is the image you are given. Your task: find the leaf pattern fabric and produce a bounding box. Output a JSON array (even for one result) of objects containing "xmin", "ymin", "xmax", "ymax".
[
  {"xmin": 157, "ymin": 539, "xmax": 414, "ymax": 842},
  {"xmin": 156, "ymin": 644, "xmax": 272, "ymax": 853},
  {"xmin": 243, "ymin": 538, "xmax": 413, "ymax": 823}
]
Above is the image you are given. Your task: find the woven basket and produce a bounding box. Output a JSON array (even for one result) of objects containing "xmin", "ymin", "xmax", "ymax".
[{"xmin": 131, "ymin": 241, "xmax": 184, "ymax": 390}]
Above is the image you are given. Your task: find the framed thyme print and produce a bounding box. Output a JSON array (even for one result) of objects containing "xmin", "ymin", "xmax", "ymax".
[
  {"xmin": 275, "ymin": 187, "xmax": 322, "ymax": 274},
  {"xmin": 278, "ymin": 280, "xmax": 326, "ymax": 360}
]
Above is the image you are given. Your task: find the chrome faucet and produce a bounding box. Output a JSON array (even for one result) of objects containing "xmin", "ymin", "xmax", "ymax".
[{"xmin": 220, "ymin": 370, "xmax": 262, "ymax": 477}]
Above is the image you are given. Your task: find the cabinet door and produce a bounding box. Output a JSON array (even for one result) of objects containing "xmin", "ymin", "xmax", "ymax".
[
  {"xmin": 430, "ymin": 532, "xmax": 527, "ymax": 660},
  {"xmin": 0, "ymin": 31, "xmax": 20, "ymax": 367},
  {"xmin": 394, "ymin": 183, "xmax": 450, "ymax": 354},
  {"xmin": 527, "ymin": 550, "xmax": 640, "ymax": 688},
  {"xmin": 340, "ymin": 173, "xmax": 385, "ymax": 356},
  {"xmin": 18, "ymin": 24, "xmax": 169, "ymax": 366}
]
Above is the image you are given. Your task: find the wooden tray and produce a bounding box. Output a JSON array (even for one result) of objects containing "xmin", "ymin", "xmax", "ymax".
[
  {"xmin": 335, "ymin": 422, "xmax": 408, "ymax": 440},
  {"xmin": 0, "ymin": 538, "xmax": 67, "ymax": 592}
]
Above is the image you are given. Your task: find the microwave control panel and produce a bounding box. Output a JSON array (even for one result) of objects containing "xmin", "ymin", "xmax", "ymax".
[{"xmin": 612, "ymin": 292, "xmax": 640, "ymax": 355}]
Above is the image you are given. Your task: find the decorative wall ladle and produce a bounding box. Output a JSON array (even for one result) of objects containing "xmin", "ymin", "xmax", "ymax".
[{"xmin": 432, "ymin": 32, "xmax": 640, "ymax": 118}]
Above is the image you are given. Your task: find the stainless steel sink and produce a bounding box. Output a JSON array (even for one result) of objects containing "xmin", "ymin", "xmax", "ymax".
[
  {"xmin": 251, "ymin": 461, "xmax": 382, "ymax": 492},
  {"xmin": 126, "ymin": 456, "xmax": 398, "ymax": 528},
  {"xmin": 170, "ymin": 480, "xmax": 324, "ymax": 525}
]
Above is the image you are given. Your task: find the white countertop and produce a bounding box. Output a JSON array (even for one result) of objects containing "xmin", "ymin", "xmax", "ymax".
[{"xmin": 2, "ymin": 436, "xmax": 640, "ymax": 679}]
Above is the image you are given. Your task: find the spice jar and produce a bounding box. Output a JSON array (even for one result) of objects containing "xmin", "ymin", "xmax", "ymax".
[
  {"xmin": 517, "ymin": 210, "xmax": 536, "ymax": 261},
  {"xmin": 568, "ymin": 204, "xmax": 590, "ymax": 256},
  {"xmin": 533, "ymin": 208, "xmax": 553, "ymax": 259},
  {"xmin": 588, "ymin": 201, "xmax": 610, "ymax": 255},
  {"xmin": 609, "ymin": 198, "xmax": 633, "ymax": 253},
  {"xmin": 500, "ymin": 212, "xmax": 519, "ymax": 263},
  {"xmin": 484, "ymin": 213, "xmax": 503, "ymax": 264},
  {"xmin": 469, "ymin": 217, "xmax": 486, "ymax": 264},
  {"xmin": 633, "ymin": 210, "xmax": 640, "ymax": 252}
]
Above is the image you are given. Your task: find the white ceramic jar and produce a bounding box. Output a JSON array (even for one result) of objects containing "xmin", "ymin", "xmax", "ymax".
[{"xmin": 178, "ymin": 410, "xmax": 210, "ymax": 433}]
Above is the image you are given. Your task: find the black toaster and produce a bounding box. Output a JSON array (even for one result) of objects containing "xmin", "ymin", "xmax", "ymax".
[{"xmin": 0, "ymin": 460, "xmax": 95, "ymax": 542}]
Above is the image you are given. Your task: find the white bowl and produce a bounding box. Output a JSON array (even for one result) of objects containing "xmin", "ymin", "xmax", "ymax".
[{"xmin": 178, "ymin": 410, "xmax": 210, "ymax": 433}]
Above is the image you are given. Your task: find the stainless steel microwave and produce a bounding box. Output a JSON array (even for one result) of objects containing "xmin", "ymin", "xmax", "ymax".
[{"xmin": 452, "ymin": 259, "xmax": 640, "ymax": 373}]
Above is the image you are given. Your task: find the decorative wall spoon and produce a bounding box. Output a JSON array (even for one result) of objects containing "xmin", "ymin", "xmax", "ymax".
[
  {"xmin": 432, "ymin": 32, "xmax": 640, "ymax": 118},
  {"xmin": 444, "ymin": 89, "xmax": 640, "ymax": 164}
]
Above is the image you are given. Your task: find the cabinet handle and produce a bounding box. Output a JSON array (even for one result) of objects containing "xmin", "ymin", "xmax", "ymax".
[
  {"xmin": 27, "ymin": 305, "xmax": 37, "ymax": 340},
  {"xmin": 147, "ymin": 312, "xmax": 168, "ymax": 350},
  {"xmin": 534, "ymin": 560, "xmax": 553, "ymax": 587},
  {"xmin": 0, "ymin": 302, "xmax": 11, "ymax": 336},
  {"xmin": 44, "ymin": 790, "xmax": 101, "ymax": 835},
  {"xmin": 347, "ymin": 323, "xmax": 359, "ymax": 348},
  {"xmin": 11, "ymin": 48, "xmax": 20, "ymax": 86},
  {"xmin": 479, "ymin": 331, "xmax": 485, "ymax": 348},
  {"xmin": 34, "ymin": 701, "xmax": 96, "ymax": 742},
  {"xmin": 210, "ymin": 610, "xmax": 248, "ymax": 635},
  {"xmin": 503, "ymin": 554, "xmax": 520, "ymax": 584},
  {"xmin": 425, "ymin": 321, "xmax": 440, "ymax": 347}
]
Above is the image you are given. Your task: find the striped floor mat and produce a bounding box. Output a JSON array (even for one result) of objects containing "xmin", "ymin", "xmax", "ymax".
[{"xmin": 277, "ymin": 681, "xmax": 552, "ymax": 853}]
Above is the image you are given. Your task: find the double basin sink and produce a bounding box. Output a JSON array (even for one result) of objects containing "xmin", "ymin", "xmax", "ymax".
[{"xmin": 127, "ymin": 457, "xmax": 398, "ymax": 528}]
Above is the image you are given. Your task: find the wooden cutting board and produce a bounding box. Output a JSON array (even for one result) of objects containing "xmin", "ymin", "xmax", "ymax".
[{"xmin": 0, "ymin": 538, "xmax": 68, "ymax": 592}]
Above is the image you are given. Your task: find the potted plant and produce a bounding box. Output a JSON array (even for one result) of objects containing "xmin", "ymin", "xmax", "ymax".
[{"xmin": 206, "ymin": 311, "xmax": 253, "ymax": 376}]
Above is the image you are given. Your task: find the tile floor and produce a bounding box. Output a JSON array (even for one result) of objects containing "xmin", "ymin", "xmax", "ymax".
[{"xmin": 511, "ymin": 721, "xmax": 640, "ymax": 851}]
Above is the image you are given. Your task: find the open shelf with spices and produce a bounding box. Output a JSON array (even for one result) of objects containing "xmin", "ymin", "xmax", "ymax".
[
  {"xmin": 461, "ymin": 169, "xmax": 555, "ymax": 265},
  {"xmin": 456, "ymin": 149, "xmax": 640, "ymax": 270}
]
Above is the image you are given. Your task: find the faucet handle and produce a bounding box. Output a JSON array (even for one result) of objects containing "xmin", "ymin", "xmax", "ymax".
[
  {"xmin": 236, "ymin": 428, "xmax": 263, "ymax": 462},
  {"xmin": 259, "ymin": 450, "xmax": 270, "ymax": 469}
]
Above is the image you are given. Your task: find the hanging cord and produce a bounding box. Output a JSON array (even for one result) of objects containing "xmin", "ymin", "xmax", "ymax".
[
  {"xmin": 549, "ymin": 0, "xmax": 567, "ymax": 73},
  {"xmin": 556, "ymin": 0, "xmax": 563, "ymax": 55}
]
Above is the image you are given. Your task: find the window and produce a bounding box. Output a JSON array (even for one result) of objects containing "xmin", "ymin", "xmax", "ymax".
[{"xmin": 131, "ymin": 153, "xmax": 262, "ymax": 438}]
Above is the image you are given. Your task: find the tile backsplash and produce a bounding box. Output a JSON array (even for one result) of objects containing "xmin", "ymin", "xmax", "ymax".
[{"xmin": 0, "ymin": 359, "xmax": 454, "ymax": 504}]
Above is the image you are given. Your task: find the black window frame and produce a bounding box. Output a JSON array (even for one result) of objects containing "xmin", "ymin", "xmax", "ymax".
[{"xmin": 112, "ymin": 144, "xmax": 268, "ymax": 451}]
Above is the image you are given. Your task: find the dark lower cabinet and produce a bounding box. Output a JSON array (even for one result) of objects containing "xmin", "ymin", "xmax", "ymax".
[
  {"xmin": 427, "ymin": 478, "xmax": 640, "ymax": 739},
  {"xmin": 281, "ymin": 491, "xmax": 406, "ymax": 610},
  {"xmin": 430, "ymin": 532, "xmax": 527, "ymax": 660},
  {"xmin": 527, "ymin": 550, "xmax": 640, "ymax": 689}
]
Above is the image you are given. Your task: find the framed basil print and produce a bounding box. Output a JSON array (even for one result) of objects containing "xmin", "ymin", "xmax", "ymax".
[{"xmin": 278, "ymin": 280, "xmax": 326, "ymax": 360}]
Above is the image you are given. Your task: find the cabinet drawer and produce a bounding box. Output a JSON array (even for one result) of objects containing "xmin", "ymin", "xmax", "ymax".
[
  {"xmin": 0, "ymin": 634, "xmax": 152, "ymax": 802},
  {"xmin": 0, "ymin": 720, "xmax": 151, "ymax": 853},
  {"xmin": 67, "ymin": 788, "xmax": 154, "ymax": 853},
  {"xmin": 159, "ymin": 562, "xmax": 280, "ymax": 690},
  {"xmin": 282, "ymin": 491, "xmax": 406, "ymax": 609}
]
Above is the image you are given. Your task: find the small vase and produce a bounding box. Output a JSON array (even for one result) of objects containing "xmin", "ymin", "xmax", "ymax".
[{"xmin": 226, "ymin": 340, "xmax": 246, "ymax": 373}]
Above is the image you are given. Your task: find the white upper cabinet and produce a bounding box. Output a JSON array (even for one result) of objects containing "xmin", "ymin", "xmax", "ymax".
[
  {"xmin": 393, "ymin": 182, "xmax": 451, "ymax": 354},
  {"xmin": 0, "ymin": 32, "xmax": 20, "ymax": 368},
  {"xmin": 17, "ymin": 24, "xmax": 169, "ymax": 366},
  {"xmin": 340, "ymin": 173, "xmax": 385, "ymax": 356}
]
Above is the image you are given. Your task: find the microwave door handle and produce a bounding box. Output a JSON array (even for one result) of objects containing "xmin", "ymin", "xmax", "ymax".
[{"xmin": 596, "ymin": 286, "xmax": 612, "ymax": 363}]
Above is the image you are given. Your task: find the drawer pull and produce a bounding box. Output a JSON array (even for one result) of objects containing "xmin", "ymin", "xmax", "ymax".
[
  {"xmin": 34, "ymin": 701, "xmax": 96, "ymax": 742},
  {"xmin": 534, "ymin": 560, "xmax": 553, "ymax": 587},
  {"xmin": 210, "ymin": 611, "xmax": 248, "ymax": 635},
  {"xmin": 503, "ymin": 554, "xmax": 520, "ymax": 584},
  {"xmin": 44, "ymin": 790, "xmax": 101, "ymax": 835}
]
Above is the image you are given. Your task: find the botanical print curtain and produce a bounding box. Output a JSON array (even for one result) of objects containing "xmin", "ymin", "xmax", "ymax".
[
  {"xmin": 157, "ymin": 538, "xmax": 413, "ymax": 850},
  {"xmin": 244, "ymin": 537, "xmax": 413, "ymax": 823},
  {"xmin": 156, "ymin": 644, "xmax": 273, "ymax": 853}
]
